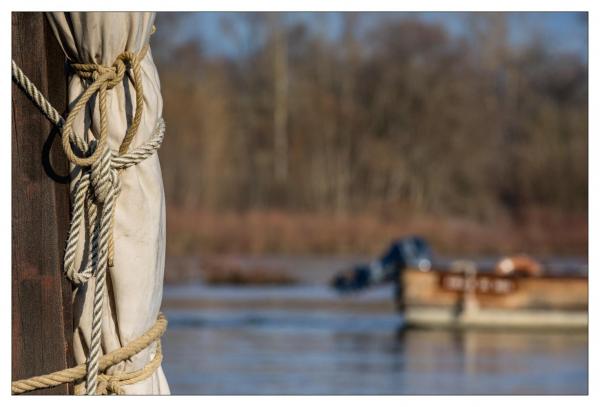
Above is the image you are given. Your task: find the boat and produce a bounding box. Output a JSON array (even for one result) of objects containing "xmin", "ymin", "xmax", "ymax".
[
  {"xmin": 398, "ymin": 260, "xmax": 588, "ymax": 330},
  {"xmin": 331, "ymin": 237, "xmax": 588, "ymax": 330}
]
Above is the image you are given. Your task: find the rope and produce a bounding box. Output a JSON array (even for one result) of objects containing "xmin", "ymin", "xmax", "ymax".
[
  {"xmin": 12, "ymin": 43, "xmax": 165, "ymax": 395},
  {"xmin": 64, "ymin": 44, "xmax": 148, "ymax": 166},
  {"xmin": 63, "ymin": 120, "xmax": 165, "ymax": 286},
  {"xmin": 75, "ymin": 342, "xmax": 164, "ymax": 395},
  {"xmin": 11, "ymin": 314, "xmax": 168, "ymax": 395},
  {"xmin": 11, "ymin": 60, "xmax": 64, "ymax": 127}
]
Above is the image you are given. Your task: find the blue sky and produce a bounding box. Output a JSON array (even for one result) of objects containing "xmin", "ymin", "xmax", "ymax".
[{"xmin": 160, "ymin": 12, "xmax": 587, "ymax": 61}]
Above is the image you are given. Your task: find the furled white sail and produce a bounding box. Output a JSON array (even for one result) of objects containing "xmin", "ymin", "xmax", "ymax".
[{"xmin": 46, "ymin": 12, "xmax": 169, "ymax": 395}]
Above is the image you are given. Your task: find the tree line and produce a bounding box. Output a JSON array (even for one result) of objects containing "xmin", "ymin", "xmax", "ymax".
[{"xmin": 153, "ymin": 13, "xmax": 587, "ymax": 228}]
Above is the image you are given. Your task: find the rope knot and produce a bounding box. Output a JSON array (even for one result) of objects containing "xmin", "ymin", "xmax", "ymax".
[
  {"xmin": 11, "ymin": 37, "xmax": 163, "ymax": 396},
  {"xmin": 89, "ymin": 144, "xmax": 120, "ymax": 205},
  {"xmin": 96, "ymin": 375, "xmax": 124, "ymax": 395},
  {"xmin": 63, "ymin": 120, "xmax": 164, "ymax": 286},
  {"xmin": 73, "ymin": 50, "xmax": 136, "ymax": 88},
  {"xmin": 11, "ymin": 315, "xmax": 167, "ymax": 395},
  {"xmin": 63, "ymin": 44, "xmax": 149, "ymax": 168}
]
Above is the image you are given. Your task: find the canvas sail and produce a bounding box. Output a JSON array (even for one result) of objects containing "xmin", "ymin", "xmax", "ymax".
[{"xmin": 46, "ymin": 11, "xmax": 169, "ymax": 395}]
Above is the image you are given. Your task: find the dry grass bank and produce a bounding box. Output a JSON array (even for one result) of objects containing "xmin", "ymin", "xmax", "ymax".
[{"xmin": 165, "ymin": 207, "xmax": 587, "ymax": 258}]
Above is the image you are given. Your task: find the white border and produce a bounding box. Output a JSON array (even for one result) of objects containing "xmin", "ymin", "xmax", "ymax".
[{"xmin": 1, "ymin": 1, "xmax": 594, "ymax": 406}]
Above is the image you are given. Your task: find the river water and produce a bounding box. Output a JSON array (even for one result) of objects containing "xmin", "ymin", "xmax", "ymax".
[{"xmin": 160, "ymin": 283, "xmax": 588, "ymax": 395}]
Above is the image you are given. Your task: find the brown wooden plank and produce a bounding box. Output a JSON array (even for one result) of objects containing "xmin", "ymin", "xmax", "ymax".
[
  {"xmin": 12, "ymin": 12, "xmax": 73, "ymax": 395},
  {"xmin": 401, "ymin": 269, "xmax": 588, "ymax": 311}
]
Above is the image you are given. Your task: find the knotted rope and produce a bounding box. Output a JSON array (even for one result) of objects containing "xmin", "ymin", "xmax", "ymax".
[
  {"xmin": 64, "ymin": 44, "xmax": 148, "ymax": 166},
  {"xmin": 64, "ymin": 119, "xmax": 165, "ymax": 286},
  {"xmin": 83, "ymin": 342, "xmax": 163, "ymax": 395},
  {"xmin": 12, "ymin": 42, "xmax": 165, "ymax": 395},
  {"xmin": 11, "ymin": 314, "xmax": 167, "ymax": 395}
]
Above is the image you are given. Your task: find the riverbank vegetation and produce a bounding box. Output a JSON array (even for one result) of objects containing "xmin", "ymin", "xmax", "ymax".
[{"xmin": 154, "ymin": 13, "xmax": 587, "ymax": 257}]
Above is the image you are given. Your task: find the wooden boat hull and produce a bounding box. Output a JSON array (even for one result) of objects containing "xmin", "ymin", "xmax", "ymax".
[
  {"xmin": 403, "ymin": 307, "xmax": 587, "ymax": 330},
  {"xmin": 398, "ymin": 268, "xmax": 588, "ymax": 330}
]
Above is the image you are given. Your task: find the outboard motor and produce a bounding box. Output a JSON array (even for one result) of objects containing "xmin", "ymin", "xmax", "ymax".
[{"xmin": 331, "ymin": 236, "xmax": 432, "ymax": 292}]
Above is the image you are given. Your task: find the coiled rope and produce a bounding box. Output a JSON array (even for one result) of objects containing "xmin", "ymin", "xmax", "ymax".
[
  {"xmin": 12, "ymin": 43, "xmax": 166, "ymax": 395},
  {"xmin": 11, "ymin": 313, "xmax": 168, "ymax": 395}
]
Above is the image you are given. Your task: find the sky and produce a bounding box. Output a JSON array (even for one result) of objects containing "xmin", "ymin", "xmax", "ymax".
[{"xmin": 157, "ymin": 12, "xmax": 588, "ymax": 62}]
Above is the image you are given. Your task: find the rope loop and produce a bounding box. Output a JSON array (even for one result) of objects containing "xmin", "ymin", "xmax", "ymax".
[
  {"xmin": 12, "ymin": 38, "xmax": 162, "ymax": 396},
  {"xmin": 11, "ymin": 314, "xmax": 168, "ymax": 395},
  {"xmin": 62, "ymin": 120, "xmax": 164, "ymax": 287},
  {"xmin": 77, "ymin": 340, "xmax": 164, "ymax": 395},
  {"xmin": 73, "ymin": 50, "xmax": 132, "ymax": 90},
  {"xmin": 62, "ymin": 51, "xmax": 152, "ymax": 391},
  {"xmin": 63, "ymin": 44, "xmax": 149, "ymax": 168}
]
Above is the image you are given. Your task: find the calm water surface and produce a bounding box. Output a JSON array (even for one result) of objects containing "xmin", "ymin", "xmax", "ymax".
[{"xmin": 161, "ymin": 284, "xmax": 587, "ymax": 395}]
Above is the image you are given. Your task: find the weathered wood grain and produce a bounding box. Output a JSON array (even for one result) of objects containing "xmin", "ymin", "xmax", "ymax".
[{"xmin": 12, "ymin": 12, "xmax": 73, "ymax": 395}]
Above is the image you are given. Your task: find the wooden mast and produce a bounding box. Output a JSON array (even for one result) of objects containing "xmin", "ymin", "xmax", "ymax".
[{"xmin": 12, "ymin": 12, "xmax": 73, "ymax": 395}]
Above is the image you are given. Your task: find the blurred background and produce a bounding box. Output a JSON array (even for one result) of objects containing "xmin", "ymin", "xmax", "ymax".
[{"xmin": 152, "ymin": 12, "xmax": 588, "ymax": 395}]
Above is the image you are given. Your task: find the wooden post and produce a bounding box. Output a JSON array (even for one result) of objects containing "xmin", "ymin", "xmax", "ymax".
[{"xmin": 12, "ymin": 12, "xmax": 73, "ymax": 395}]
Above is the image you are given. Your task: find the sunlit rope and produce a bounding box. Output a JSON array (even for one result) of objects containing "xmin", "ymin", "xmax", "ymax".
[{"xmin": 12, "ymin": 42, "xmax": 165, "ymax": 395}]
